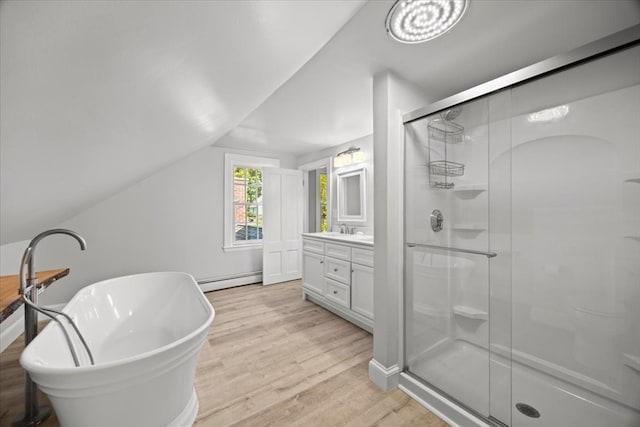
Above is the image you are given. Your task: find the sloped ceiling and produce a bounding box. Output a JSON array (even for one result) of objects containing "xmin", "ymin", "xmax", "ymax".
[
  {"xmin": 219, "ymin": 0, "xmax": 640, "ymax": 154},
  {"xmin": 2, "ymin": 0, "xmax": 639, "ymax": 245},
  {"xmin": 0, "ymin": 0, "xmax": 365, "ymax": 244}
]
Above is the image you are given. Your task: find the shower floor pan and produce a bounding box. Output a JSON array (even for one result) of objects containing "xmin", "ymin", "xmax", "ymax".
[{"xmin": 407, "ymin": 339, "xmax": 639, "ymax": 427}]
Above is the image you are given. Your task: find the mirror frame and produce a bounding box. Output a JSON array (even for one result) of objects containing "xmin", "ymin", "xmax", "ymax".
[{"xmin": 336, "ymin": 167, "xmax": 366, "ymax": 222}]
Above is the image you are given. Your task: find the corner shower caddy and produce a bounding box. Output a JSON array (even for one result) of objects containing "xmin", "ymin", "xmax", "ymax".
[{"xmin": 428, "ymin": 115, "xmax": 466, "ymax": 189}]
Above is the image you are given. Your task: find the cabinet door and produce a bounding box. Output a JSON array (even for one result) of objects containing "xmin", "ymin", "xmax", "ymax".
[
  {"xmin": 302, "ymin": 252, "xmax": 324, "ymax": 294},
  {"xmin": 351, "ymin": 263, "xmax": 374, "ymax": 319}
]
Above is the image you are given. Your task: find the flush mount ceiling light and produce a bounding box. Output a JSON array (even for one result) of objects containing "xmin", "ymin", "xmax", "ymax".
[{"xmin": 385, "ymin": 0, "xmax": 469, "ymax": 44}]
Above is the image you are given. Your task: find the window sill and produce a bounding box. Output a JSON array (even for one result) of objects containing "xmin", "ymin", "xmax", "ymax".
[{"xmin": 222, "ymin": 244, "xmax": 262, "ymax": 253}]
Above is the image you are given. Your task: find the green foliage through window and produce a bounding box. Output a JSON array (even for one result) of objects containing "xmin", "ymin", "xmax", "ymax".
[
  {"xmin": 234, "ymin": 167, "xmax": 263, "ymax": 242},
  {"xmin": 319, "ymin": 172, "xmax": 328, "ymax": 232}
]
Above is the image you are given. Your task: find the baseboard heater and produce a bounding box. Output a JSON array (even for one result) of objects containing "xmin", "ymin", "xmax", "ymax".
[{"xmin": 198, "ymin": 271, "xmax": 262, "ymax": 293}]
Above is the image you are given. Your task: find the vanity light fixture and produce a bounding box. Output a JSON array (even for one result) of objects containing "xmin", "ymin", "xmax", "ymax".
[
  {"xmin": 334, "ymin": 146, "xmax": 364, "ymax": 168},
  {"xmin": 385, "ymin": 0, "xmax": 469, "ymax": 44}
]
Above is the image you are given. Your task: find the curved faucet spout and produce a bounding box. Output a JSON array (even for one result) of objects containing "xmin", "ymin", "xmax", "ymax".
[
  {"xmin": 19, "ymin": 229, "xmax": 86, "ymax": 295},
  {"xmin": 16, "ymin": 228, "xmax": 89, "ymax": 421}
]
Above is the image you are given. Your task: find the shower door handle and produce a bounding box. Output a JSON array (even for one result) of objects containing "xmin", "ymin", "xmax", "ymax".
[{"xmin": 406, "ymin": 242, "xmax": 497, "ymax": 258}]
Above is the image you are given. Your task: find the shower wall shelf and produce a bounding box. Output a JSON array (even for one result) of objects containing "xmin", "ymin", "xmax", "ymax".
[
  {"xmin": 452, "ymin": 305, "xmax": 488, "ymax": 321},
  {"xmin": 452, "ymin": 184, "xmax": 487, "ymax": 195},
  {"xmin": 427, "ymin": 114, "xmax": 466, "ymax": 190},
  {"xmin": 428, "ymin": 119, "xmax": 465, "ymax": 144},
  {"xmin": 434, "ymin": 181, "xmax": 456, "ymax": 189},
  {"xmin": 452, "ymin": 223, "xmax": 487, "ymax": 232},
  {"xmin": 624, "ymin": 236, "xmax": 640, "ymax": 242},
  {"xmin": 429, "ymin": 160, "xmax": 465, "ymax": 177}
]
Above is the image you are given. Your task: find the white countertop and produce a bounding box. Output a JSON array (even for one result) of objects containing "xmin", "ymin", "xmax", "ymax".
[{"xmin": 302, "ymin": 232, "xmax": 374, "ymax": 247}]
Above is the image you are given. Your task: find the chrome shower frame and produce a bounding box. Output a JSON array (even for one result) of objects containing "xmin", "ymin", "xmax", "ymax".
[{"xmin": 399, "ymin": 25, "xmax": 640, "ymax": 427}]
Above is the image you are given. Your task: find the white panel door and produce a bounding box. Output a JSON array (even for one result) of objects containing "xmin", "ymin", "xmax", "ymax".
[{"xmin": 262, "ymin": 168, "xmax": 303, "ymax": 285}]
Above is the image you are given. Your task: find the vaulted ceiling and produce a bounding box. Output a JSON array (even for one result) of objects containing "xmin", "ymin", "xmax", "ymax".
[
  {"xmin": 1, "ymin": 0, "xmax": 639, "ymax": 244},
  {"xmin": 0, "ymin": 0, "xmax": 366, "ymax": 243}
]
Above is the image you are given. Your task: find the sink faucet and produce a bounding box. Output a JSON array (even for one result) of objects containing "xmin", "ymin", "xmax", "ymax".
[
  {"xmin": 339, "ymin": 224, "xmax": 347, "ymax": 234},
  {"xmin": 15, "ymin": 229, "xmax": 87, "ymax": 427}
]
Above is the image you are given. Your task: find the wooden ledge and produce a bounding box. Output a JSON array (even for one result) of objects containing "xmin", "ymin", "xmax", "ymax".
[{"xmin": 0, "ymin": 268, "xmax": 69, "ymax": 322}]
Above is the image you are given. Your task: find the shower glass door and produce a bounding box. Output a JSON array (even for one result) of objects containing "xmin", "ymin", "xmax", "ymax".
[
  {"xmin": 507, "ymin": 44, "xmax": 640, "ymax": 426},
  {"xmin": 404, "ymin": 97, "xmax": 494, "ymax": 418},
  {"xmin": 404, "ymin": 42, "xmax": 640, "ymax": 427}
]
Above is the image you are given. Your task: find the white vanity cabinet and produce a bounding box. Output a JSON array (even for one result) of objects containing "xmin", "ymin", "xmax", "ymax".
[
  {"xmin": 350, "ymin": 247, "xmax": 374, "ymax": 319},
  {"xmin": 301, "ymin": 234, "xmax": 374, "ymax": 332},
  {"xmin": 302, "ymin": 251, "xmax": 324, "ymax": 294}
]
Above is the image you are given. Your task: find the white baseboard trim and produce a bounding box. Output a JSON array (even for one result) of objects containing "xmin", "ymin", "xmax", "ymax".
[
  {"xmin": 198, "ymin": 273, "xmax": 262, "ymax": 293},
  {"xmin": 368, "ymin": 358, "xmax": 401, "ymax": 391},
  {"xmin": 0, "ymin": 303, "xmax": 66, "ymax": 353}
]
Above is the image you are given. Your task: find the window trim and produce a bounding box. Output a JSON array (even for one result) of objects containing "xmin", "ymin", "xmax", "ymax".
[{"xmin": 223, "ymin": 153, "xmax": 279, "ymax": 252}]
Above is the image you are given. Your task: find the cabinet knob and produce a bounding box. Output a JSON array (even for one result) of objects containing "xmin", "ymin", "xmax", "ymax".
[
  {"xmin": 333, "ymin": 290, "xmax": 338, "ymax": 295},
  {"xmin": 320, "ymin": 260, "xmax": 324, "ymax": 264},
  {"xmin": 334, "ymin": 268, "xmax": 338, "ymax": 272}
]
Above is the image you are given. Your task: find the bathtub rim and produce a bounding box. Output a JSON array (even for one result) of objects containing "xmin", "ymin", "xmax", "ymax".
[{"xmin": 20, "ymin": 271, "xmax": 214, "ymax": 376}]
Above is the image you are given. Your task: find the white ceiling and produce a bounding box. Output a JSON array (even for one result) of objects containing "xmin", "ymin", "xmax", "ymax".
[
  {"xmin": 1, "ymin": 0, "xmax": 639, "ymax": 244},
  {"xmin": 219, "ymin": 0, "xmax": 640, "ymax": 154},
  {"xmin": 0, "ymin": 0, "xmax": 365, "ymax": 244}
]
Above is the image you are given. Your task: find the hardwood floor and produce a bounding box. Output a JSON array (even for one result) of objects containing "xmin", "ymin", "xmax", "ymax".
[{"xmin": 0, "ymin": 280, "xmax": 447, "ymax": 427}]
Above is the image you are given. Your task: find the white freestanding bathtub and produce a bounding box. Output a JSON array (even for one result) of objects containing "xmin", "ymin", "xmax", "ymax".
[{"xmin": 20, "ymin": 272, "xmax": 214, "ymax": 427}]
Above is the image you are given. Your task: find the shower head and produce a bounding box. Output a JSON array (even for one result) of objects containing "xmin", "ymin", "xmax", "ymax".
[{"xmin": 441, "ymin": 106, "xmax": 462, "ymax": 121}]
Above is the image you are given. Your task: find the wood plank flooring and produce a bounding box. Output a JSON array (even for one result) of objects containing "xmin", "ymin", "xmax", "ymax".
[{"xmin": 0, "ymin": 280, "xmax": 447, "ymax": 427}]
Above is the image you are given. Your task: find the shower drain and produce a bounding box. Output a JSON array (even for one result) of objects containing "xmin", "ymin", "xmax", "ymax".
[{"xmin": 516, "ymin": 403, "xmax": 541, "ymax": 418}]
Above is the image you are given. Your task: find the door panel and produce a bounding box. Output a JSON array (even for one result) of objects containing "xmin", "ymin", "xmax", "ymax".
[{"xmin": 263, "ymin": 168, "xmax": 303, "ymax": 285}]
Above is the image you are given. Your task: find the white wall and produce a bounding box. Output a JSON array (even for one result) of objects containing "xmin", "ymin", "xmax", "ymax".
[
  {"xmin": 0, "ymin": 239, "xmax": 29, "ymax": 276},
  {"xmin": 369, "ymin": 71, "xmax": 432, "ymax": 390},
  {"xmin": 297, "ymin": 134, "xmax": 374, "ymax": 235},
  {"xmin": 22, "ymin": 146, "xmax": 295, "ymax": 305}
]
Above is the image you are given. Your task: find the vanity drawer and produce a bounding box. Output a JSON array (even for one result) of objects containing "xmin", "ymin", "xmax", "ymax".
[
  {"xmin": 303, "ymin": 238, "xmax": 325, "ymax": 254},
  {"xmin": 324, "ymin": 256, "xmax": 350, "ymax": 285},
  {"xmin": 325, "ymin": 243, "xmax": 351, "ymax": 261},
  {"xmin": 352, "ymin": 247, "xmax": 374, "ymax": 267},
  {"xmin": 324, "ymin": 278, "xmax": 350, "ymax": 308}
]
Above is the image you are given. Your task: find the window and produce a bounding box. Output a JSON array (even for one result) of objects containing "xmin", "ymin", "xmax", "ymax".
[
  {"xmin": 233, "ymin": 167, "xmax": 263, "ymax": 242},
  {"xmin": 224, "ymin": 153, "xmax": 279, "ymax": 251},
  {"xmin": 319, "ymin": 169, "xmax": 328, "ymax": 232}
]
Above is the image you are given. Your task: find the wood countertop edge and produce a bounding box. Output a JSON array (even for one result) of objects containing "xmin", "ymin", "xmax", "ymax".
[{"xmin": 0, "ymin": 268, "xmax": 70, "ymax": 322}]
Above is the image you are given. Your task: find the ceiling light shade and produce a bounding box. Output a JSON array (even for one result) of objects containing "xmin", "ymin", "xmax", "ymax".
[{"xmin": 385, "ymin": 0, "xmax": 469, "ymax": 44}]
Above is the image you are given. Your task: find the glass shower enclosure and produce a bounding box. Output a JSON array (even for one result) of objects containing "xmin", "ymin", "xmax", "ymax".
[{"xmin": 402, "ymin": 32, "xmax": 639, "ymax": 427}]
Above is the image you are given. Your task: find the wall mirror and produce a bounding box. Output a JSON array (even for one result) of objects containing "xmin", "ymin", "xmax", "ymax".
[{"xmin": 337, "ymin": 168, "xmax": 366, "ymax": 222}]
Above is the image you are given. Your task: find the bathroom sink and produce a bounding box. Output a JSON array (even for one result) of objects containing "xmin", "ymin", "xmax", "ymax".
[
  {"xmin": 302, "ymin": 232, "xmax": 374, "ymax": 244},
  {"xmin": 352, "ymin": 234, "xmax": 373, "ymax": 241}
]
